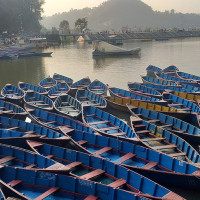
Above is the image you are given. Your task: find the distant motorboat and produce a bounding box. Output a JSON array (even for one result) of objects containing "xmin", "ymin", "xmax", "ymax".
[{"xmin": 92, "ymin": 41, "xmax": 141, "ymax": 56}]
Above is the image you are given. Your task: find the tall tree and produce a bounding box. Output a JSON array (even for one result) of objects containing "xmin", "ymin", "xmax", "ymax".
[
  {"xmin": 0, "ymin": 0, "xmax": 45, "ymax": 33},
  {"xmin": 75, "ymin": 18, "xmax": 88, "ymax": 33}
]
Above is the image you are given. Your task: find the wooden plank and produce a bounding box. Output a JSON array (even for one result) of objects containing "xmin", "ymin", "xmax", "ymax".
[
  {"xmin": 99, "ymin": 126, "xmax": 119, "ymax": 131},
  {"xmin": 142, "ymin": 161, "xmax": 157, "ymax": 169},
  {"xmin": 28, "ymin": 141, "xmax": 43, "ymax": 148},
  {"xmin": 170, "ymin": 152, "xmax": 186, "ymax": 157},
  {"xmin": 0, "ymin": 156, "xmax": 15, "ymax": 164},
  {"xmin": 45, "ymin": 121, "xmax": 57, "ymax": 124},
  {"xmin": 66, "ymin": 161, "xmax": 82, "ymax": 170},
  {"xmin": 46, "ymin": 163, "xmax": 68, "ymax": 170},
  {"xmin": 88, "ymin": 121, "xmax": 109, "ymax": 125},
  {"xmin": 84, "ymin": 195, "xmax": 99, "ymax": 200},
  {"xmin": 131, "ymin": 117, "xmax": 143, "ymax": 122},
  {"xmin": 24, "ymin": 164, "xmax": 37, "ymax": 169},
  {"xmin": 141, "ymin": 137, "xmax": 166, "ymax": 142},
  {"xmin": 110, "ymin": 132, "xmax": 127, "ymax": 136},
  {"xmin": 147, "ymin": 119, "xmax": 160, "ymax": 123},
  {"xmin": 46, "ymin": 155, "xmax": 54, "ymax": 159},
  {"xmin": 8, "ymin": 180, "xmax": 22, "ymax": 187},
  {"xmin": 93, "ymin": 147, "xmax": 112, "ymax": 156},
  {"xmin": 108, "ymin": 179, "xmax": 126, "ymax": 188},
  {"xmin": 34, "ymin": 187, "xmax": 60, "ymax": 200},
  {"xmin": 59, "ymin": 126, "xmax": 74, "ymax": 134},
  {"xmin": 78, "ymin": 140, "xmax": 88, "ymax": 145},
  {"xmin": 6, "ymin": 127, "xmax": 19, "ymax": 131},
  {"xmin": 120, "ymin": 153, "xmax": 136, "ymax": 163},
  {"xmin": 153, "ymin": 144, "xmax": 177, "ymax": 150},
  {"xmin": 80, "ymin": 169, "xmax": 105, "ymax": 180},
  {"xmin": 134, "ymin": 124, "xmax": 146, "ymax": 128},
  {"xmin": 136, "ymin": 130, "xmax": 149, "ymax": 134}
]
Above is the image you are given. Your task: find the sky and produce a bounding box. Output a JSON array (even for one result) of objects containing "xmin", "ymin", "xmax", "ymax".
[{"xmin": 43, "ymin": 0, "xmax": 200, "ymax": 16}]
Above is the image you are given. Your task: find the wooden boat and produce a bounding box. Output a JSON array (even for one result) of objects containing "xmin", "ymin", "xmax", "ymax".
[
  {"xmin": 0, "ymin": 143, "xmax": 69, "ymax": 173},
  {"xmin": 0, "ymin": 100, "xmax": 27, "ymax": 118},
  {"xmin": 18, "ymin": 81, "xmax": 47, "ymax": 95},
  {"xmin": 27, "ymin": 140, "xmax": 184, "ymax": 200},
  {"xmin": 39, "ymin": 76, "xmax": 56, "ymax": 90},
  {"xmin": 128, "ymin": 82, "xmax": 162, "ymax": 98},
  {"xmin": 181, "ymin": 83, "xmax": 200, "ymax": 93},
  {"xmin": 163, "ymin": 93, "xmax": 200, "ymax": 113},
  {"xmin": 155, "ymin": 72, "xmax": 199, "ymax": 86},
  {"xmin": 146, "ymin": 65, "xmax": 162, "ymax": 77},
  {"xmin": 107, "ymin": 85, "xmax": 167, "ymax": 106},
  {"xmin": 71, "ymin": 77, "xmax": 91, "ymax": 90},
  {"xmin": 53, "ymin": 73, "xmax": 73, "ymax": 86},
  {"xmin": 127, "ymin": 105, "xmax": 200, "ymax": 144},
  {"xmin": 1, "ymin": 83, "xmax": 24, "ymax": 103},
  {"xmin": 177, "ymin": 71, "xmax": 200, "ymax": 82},
  {"xmin": 172, "ymin": 90, "xmax": 200, "ymax": 103},
  {"xmin": 130, "ymin": 114, "xmax": 200, "ymax": 164},
  {"xmin": 24, "ymin": 91, "xmax": 53, "ymax": 111},
  {"xmin": 82, "ymin": 104, "xmax": 138, "ymax": 142},
  {"xmin": 54, "ymin": 94, "xmax": 82, "ymax": 119},
  {"xmin": 161, "ymin": 65, "xmax": 179, "ymax": 73},
  {"xmin": 76, "ymin": 89, "xmax": 107, "ymax": 108},
  {"xmin": 141, "ymin": 76, "xmax": 179, "ymax": 86},
  {"xmin": 26, "ymin": 107, "xmax": 95, "ymax": 134},
  {"xmin": 60, "ymin": 127, "xmax": 200, "ymax": 189},
  {"xmin": 48, "ymin": 82, "xmax": 70, "ymax": 101},
  {"xmin": 88, "ymin": 79, "xmax": 107, "ymax": 95},
  {"xmin": 92, "ymin": 41, "xmax": 141, "ymax": 56},
  {"xmin": 0, "ymin": 166, "xmax": 141, "ymax": 200}
]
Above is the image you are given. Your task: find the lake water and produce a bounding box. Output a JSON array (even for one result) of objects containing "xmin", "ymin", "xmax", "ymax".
[{"xmin": 0, "ymin": 38, "xmax": 200, "ymax": 199}]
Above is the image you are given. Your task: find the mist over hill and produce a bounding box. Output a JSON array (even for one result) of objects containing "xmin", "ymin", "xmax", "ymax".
[{"xmin": 41, "ymin": 0, "xmax": 200, "ymax": 31}]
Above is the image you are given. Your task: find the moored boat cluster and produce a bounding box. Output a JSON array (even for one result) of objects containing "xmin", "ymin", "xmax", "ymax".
[{"xmin": 0, "ymin": 67, "xmax": 200, "ymax": 199}]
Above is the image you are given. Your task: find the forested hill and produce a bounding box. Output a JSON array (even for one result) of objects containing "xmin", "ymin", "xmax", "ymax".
[{"xmin": 41, "ymin": 0, "xmax": 200, "ymax": 31}]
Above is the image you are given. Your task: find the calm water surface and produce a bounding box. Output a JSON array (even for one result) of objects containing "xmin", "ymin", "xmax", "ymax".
[{"xmin": 1, "ymin": 38, "xmax": 200, "ymax": 199}]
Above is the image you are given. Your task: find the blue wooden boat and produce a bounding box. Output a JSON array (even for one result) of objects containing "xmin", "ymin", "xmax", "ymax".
[
  {"xmin": 18, "ymin": 81, "xmax": 48, "ymax": 95},
  {"xmin": 26, "ymin": 107, "xmax": 95, "ymax": 134},
  {"xmin": 107, "ymin": 85, "xmax": 167, "ymax": 106},
  {"xmin": 53, "ymin": 73, "xmax": 73, "ymax": 86},
  {"xmin": 88, "ymin": 79, "xmax": 107, "ymax": 95},
  {"xmin": 71, "ymin": 77, "xmax": 91, "ymax": 90},
  {"xmin": 146, "ymin": 65, "xmax": 162, "ymax": 77},
  {"xmin": 60, "ymin": 127, "xmax": 200, "ymax": 189},
  {"xmin": 181, "ymin": 83, "xmax": 200, "ymax": 93},
  {"xmin": 24, "ymin": 92, "xmax": 53, "ymax": 111},
  {"xmin": 0, "ymin": 100, "xmax": 27, "ymax": 118},
  {"xmin": 130, "ymin": 113, "xmax": 200, "ymax": 164},
  {"xmin": 163, "ymin": 93, "xmax": 200, "ymax": 113},
  {"xmin": 39, "ymin": 76, "xmax": 57, "ymax": 90},
  {"xmin": 127, "ymin": 105, "xmax": 200, "ymax": 145},
  {"xmin": 0, "ymin": 166, "xmax": 142, "ymax": 200},
  {"xmin": 141, "ymin": 76, "xmax": 179, "ymax": 86},
  {"xmin": 128, "ymin": 82, "xmax": 162, "ymax": 98},
  {"xmin": 1, "ymin": 83, "xmax": 24, "ymax": 103},
  {"xmin": 162, "ymin": 65, "xmax": 179, "ymax": 73},
  {"xmin": 76, "ymin": 89, "xmax": 107, "ymax": 108},
  {"xmin": 82, "ymin": 104, "xmax": 138, "ymax": 142},
  {"xmin": 156, "ymin": 72, "xmax": 199, "ymax": 86},
  {"xmin": 27, "ymin": 141, "xmax": 184, "ymax": 200},
  {"xmin": 48, "ymin": 82, "xmax": 70, "ymax": 101},
  {"xmin": 0, "ymin": 143, "xmax": 69, "ymax": 173},
  {"xmin": 0, "ymin": 95, "xmax": 5, "ymax": 100},
  {"xmin": 177, "ymin": 71, "xmax": 200, "ymax": 82},
  {"xmin": 54, "ymin": 94, "xmax": 82, "ymax": 119}
]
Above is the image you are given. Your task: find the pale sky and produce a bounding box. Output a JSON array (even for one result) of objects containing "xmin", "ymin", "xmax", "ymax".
[{"xmin": 43, "ymin": 0, "xmax": 200, "ymax": 16}]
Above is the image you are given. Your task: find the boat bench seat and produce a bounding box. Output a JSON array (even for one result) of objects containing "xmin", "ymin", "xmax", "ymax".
[
  {"xmin": 142, "ymin": 161, "xmax": 157, "ymax": 169},
  {"xmin": 120, "ymin": 153, "xmax": 136, "ymax": 163},
  {"xmin": 141, "ymin": 137, "xmax": 166, "ymax": 142},
  {"xmin": 153, "ymin": 144, "xmax": 177, "ymax": 150},
  {"xmin": 108, "ymin": 179, "xmax": 126, "ymax": 188},
  {"xmin": 78, "ymin": 140, "xmax": 88, "ymax": 145},
  {"xmin": 46, "ymin": 163, "xmax": 69, "ymax": 171},
  {"xmin": 66, "ymin": 161, "xmax": 82, "ymax": 170},
  {"xmin": 169, "ymin": 103, "xmax": 184, "ymax": 106},
  {"xmin": 1, "ymin": 110, "xmax": 13, "ymax": 114},
  {"xmin": 93, "ymin": 147, "xmax": 112, "ymax": 156},
  {"xmin": 91, "ymin": 88, "xmax": 103, "ymax": 91},
  {"xmin": 136, "ymin": 130, "xmax": 150, "ymax": 134},
  {"xmin": 159, "ymin": 124, "xmax": 172, "ymax": 128},
  {"xmin": 131, "ymin": 117, "xmax": 143, "ymax": 122},
  {"xmin": 88, "ymin": 121, "xmax": 109, "ymax": 125},
  {"xmin": 28, "ymin": 141, "xmax": 44, "ymax": 148},
  {"xmin": 34, "ymin": 187, "xmax": 60, "ymax": 200},
  {"xmin": 45, "ymin": 121, "xmax": 57, "ymax": 124},
  {"xmin": 24, "ymin": 131, "xmax": 37, "ymax": 134},
  {"xmin": 86, "ymin": 114, "xmax": 95, "ymax": 117},
  {"xmin": 0, "ymin": 156, "xmax": 15, "ymax": 164},
  {"xmin": 110, "ymin": 132, "xmax": 127, "ymax": 136},
  {"xmin": 46, "ymin": 155, "xmax": 54, "ymax": 159},
  {"xmin": 147, "ymin": 119, "xmax": 160, "ymax": 123},
  {"xmin": 99, "ymin": 126, "xmax": 119, "ymax": 131},
  {"xmin": 24, "ymin": 164, "xmax": 37, "ymax": 169},
  {"xmin": 170, "ymin": 152, "xmax": 186, "ymax": 157},
  {"xmin": 8, "ymin": 180, "xmax": 22, "ymax": 187},
  {"xmin": 6, "ymin": 127, "xmax": 19, "ymax": 131},
  {"xmin": 84, "ymin": 195, "xmax": 99, "ymax": 200},
  {"xmin": 80, "ymin": 169, "xmax": 105, "ymax": 180}
]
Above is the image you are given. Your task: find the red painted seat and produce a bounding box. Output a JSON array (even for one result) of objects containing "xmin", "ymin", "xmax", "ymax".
[
  {"xmin": 93, "ymin": 147, "xmax": 112, "ymax": 156},
  {"xmin": 120, "ymin": 153, "xmax": 136, "ymax": 163},
  {"xmin": 80, "ymin": 169, "xmax": 105, "ymax": 180},
  {"xmin": 108, "ymin": 179, "xmax": 126, "ymax": 188},
  {"xmin": 34, "ymin": 187, "xmax": 60, "ymax": 200}
]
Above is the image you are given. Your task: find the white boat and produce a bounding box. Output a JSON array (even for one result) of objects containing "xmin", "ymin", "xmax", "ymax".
[{"xmin": 92, "ymin": 41, "xmax": 141, "ymax": 56}]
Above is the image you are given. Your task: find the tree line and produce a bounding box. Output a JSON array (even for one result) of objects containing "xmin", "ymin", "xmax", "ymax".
[{"xmin": 0, "ymin": 0, "xmax": 44, "ymax": 34}]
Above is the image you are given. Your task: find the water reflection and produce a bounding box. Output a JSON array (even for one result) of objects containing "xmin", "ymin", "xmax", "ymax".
[{"xmin": 0, "ymin": 57, "xmax": 47, "ymax": 89}]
